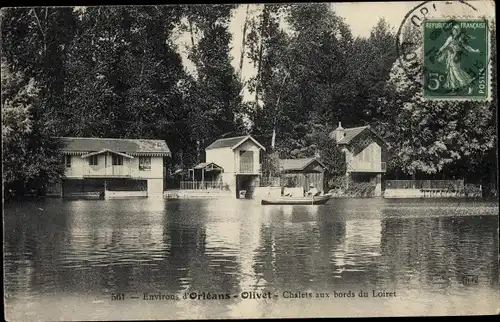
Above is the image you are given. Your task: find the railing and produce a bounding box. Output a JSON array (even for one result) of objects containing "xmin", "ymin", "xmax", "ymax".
[
  {"xmin": 180, "ymin": 180, "xmax": 227, "ymax": 190},
  {"xmin": 385, "ymin": 180, "xmax": 465, "ymax": 190},
  {"xmin": 347, "ymin": 161, "xmax": 385, "ymax": 172},
  {"xmin": 239, "ymin": 161, "xmax": 254, "ymax": 174},
  {"xmin": 84, "ymin": 165, "xmax": 130, "ymax": 177}
]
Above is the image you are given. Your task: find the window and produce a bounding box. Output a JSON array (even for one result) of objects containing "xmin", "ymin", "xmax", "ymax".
[
  {"xmin": 112, "ymin": 155, "xmax": 123, "ymax": 166},
  {"xmin": 89, "ymin": 155, "xmax": 98, "ymax": 166},
  {"xmin": 239, "ymin": 150, "xmax": 254, "ymax": 173},
  {"xmin": 139, "ymin": 156, "xmax": 151, "ymax": 171},
  {"xmin": 65, "ymin": 155, "xmax": 71, "ymax": 168}
]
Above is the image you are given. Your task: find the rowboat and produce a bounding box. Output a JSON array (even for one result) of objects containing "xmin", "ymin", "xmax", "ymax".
[{"xmin": 261, "ymin": 194, "xmax": 332, "ymax": 205}]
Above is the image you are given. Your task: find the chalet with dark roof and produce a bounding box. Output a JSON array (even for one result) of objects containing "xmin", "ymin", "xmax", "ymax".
[{"xmin": 279, "ymin": 157, "xmax": 328, "ymax": 192}]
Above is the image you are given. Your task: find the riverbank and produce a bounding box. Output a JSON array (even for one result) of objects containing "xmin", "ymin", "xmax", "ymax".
[
  {"xmin": 164, "ymin": 189, "xmax": 233, "ymax": 199},
  {"xmin": 4, "ymin": 189, "xmax": 496, "ymax": 202}
]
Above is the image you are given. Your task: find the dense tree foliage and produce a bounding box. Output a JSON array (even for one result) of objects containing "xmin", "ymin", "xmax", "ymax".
[
  {"xmin": 1, "ymin": 5, "xmax": 497, "ymax": 194},
  {"xmin": 1, "ymin": 59, "xmax": 64, "ymax": 193}
]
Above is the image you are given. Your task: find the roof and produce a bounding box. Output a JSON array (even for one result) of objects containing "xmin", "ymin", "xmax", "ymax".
[
  {"xmin": 57, "ymin": 137, "xmax": 171, "ymax": 156},
  {"xmin": 193, "ymin": 162, "xmax": 223, "ymax": 171},
  {"xmin": 279, "ymin": 157, "xmax": 327, "ymax": 171},
  {"xmin": 81, "ymin": 149, "xmax": 134, "ymax": 159},
  {"xmin": 205, "ymin": 135, "xmax": 266, "ymax": 151},
  {"xmin": 330, "ymin": 125, "xmax": 388, "ymax": 146}
]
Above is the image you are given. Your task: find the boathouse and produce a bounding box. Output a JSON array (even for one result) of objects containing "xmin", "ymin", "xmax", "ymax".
[
  {"xmin": 330, "ymin": 123, "xmax": 388, "ymax": 197},
  {"xmin": 204, "ymin": 135, "xmax": 266, "ymax": 198},
  {"xmin": 279, "ymin": 157, "xmax": 328, "ymax": 194},
  {"xmin": 47, "ymin": 137, "xmax": 171, "ymax": 198}
]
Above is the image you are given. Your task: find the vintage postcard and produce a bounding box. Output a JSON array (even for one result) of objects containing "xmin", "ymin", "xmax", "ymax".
[{"xmin": 2, "ymin": 1, "xmax": 498, "ymax": 321}]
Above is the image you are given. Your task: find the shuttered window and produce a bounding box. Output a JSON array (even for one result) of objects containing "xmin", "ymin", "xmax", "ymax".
[
  {"xmin": 89, "ymin": 155, "xmax": 98, "ymax": 166},
  {"xmin": 112, "ymin": 155, "xmax": 123, "ymax": 166},
  {"xmin": 139, "ymin": 156, "xmax": 151, "ymax": 171},
  {"xmin": 65, "ymin": 155, "xmax": 72, "ymax": 168}
]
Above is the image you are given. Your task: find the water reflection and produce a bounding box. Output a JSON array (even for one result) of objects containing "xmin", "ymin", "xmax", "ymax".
[{"xmin": 3, "ymin": 198, "xmax": 499, "ymax": 319}]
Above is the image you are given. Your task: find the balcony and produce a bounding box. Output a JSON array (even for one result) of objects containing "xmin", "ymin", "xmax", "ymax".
[
  {"xmin": 347, "ymin": 161, "xmax": 386, "ymax": 173},
  {"xmin": 238, "ymin": 162, "xmax": 261, "ymax": 175},
  {"xmin": 83, "ymin": 165, "xmax": 131, "ymax": 178}
]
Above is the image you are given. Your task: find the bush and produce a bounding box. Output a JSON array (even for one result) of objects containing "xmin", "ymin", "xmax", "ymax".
[{"xmin": 327, "ymin": 176, "xmax": 376, "ymax": 197}]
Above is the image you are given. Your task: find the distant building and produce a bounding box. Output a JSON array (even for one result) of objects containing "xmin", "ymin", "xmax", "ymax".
[
  {"xmin": 47, "ymin": 137, "xmax": 171, "ymax": 198},
  {"xmin": 279, "ymin": 157, "xmax": 328, "ymax": 192},
  {"xmin": 203, "ymin": 135, "xmax": 266, "ymax": 198},
  {"xmin": 330, "ymin": 123, "xmax": 388, "ymax": 196}
]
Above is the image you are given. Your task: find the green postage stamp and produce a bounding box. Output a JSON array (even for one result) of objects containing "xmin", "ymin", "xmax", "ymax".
[{"xmin": 423, "ymin": 19, "xmax": 490, "ymax": 100}]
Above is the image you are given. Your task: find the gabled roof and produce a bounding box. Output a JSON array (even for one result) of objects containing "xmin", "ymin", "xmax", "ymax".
[
  {"xmin": 81, "ymin": 149, "xmax": 134, "ymax": 159},
  {"xmin": 205, "ymin": 135, "xmax": 266, "ymax": 151},
  {"xmin": 193, "ymin": 162, "xmax": 223, "ymax": 171},
  {"xmin": 330, "ymin": 125, "xmax": 388, "ymax": 146},
  {"xmin": 57, "ymin": 137, "xmax": 171, "ymax": 156},
  {"xmin": 279, "ymin": 157, "xmax": 327, "ymax": 171}
]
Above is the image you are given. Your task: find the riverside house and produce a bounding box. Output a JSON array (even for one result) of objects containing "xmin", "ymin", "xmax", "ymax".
[
  {"xmin": 185, "ymin": 135, "xmax": 266, "ymax": 198},
  {"xmin": 330, "ymin": 123, "xmax": 388, "ymax": 196},
  {"xmin": 279, "ymin": 157, "xmax": 328, "ymax": 195},
  {"xmin": 47, "ymin": 137, "xmax": 171, "ymax": 198}
]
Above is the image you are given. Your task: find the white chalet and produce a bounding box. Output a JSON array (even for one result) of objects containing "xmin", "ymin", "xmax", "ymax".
[{"xmin": 203, "ymin": 135, "xmax": 266, "ymax": 198}]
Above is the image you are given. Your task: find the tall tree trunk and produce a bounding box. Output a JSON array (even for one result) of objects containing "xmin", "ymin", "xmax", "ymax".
[
  {"xmin": 254, "ymin": 6, "xmax": 267, "ymax": 110},
  {"xmin": 188, "ymin": 17, "xmax": 198, "ymax": 81},
  {"xmin": 239, "ymin": 4, "xmax": 250, "ymax": 85}
]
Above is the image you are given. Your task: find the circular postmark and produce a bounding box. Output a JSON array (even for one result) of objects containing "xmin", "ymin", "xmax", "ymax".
[{"xmin": 396, "ymin": 0, "xmax": 492, "ymax": 99}]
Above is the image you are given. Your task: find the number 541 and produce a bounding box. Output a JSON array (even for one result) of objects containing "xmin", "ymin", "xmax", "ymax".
[{"xmin": 427, "ymin": 73, "xmax": 445, "ymax": 91}]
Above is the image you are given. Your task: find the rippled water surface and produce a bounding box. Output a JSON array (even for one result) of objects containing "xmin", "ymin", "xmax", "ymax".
[{"xmin": 4, "ymin": 198, "xmax": 499, "ymax": 320}]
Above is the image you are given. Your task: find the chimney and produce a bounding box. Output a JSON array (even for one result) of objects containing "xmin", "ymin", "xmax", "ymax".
[{"xmin": 334, "ymin": 121, "xmax": 345, "ymax": 143}]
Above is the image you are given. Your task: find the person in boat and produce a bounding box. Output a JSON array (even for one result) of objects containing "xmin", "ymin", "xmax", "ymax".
[{"xmin": 306, "ymin": 183, "xmax": 320, "ymax": 197}]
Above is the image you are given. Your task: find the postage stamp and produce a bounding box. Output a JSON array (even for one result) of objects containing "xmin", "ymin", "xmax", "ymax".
[
  {"xmin": 423, "ymin": 19, "xmax": 489, "ymax": 99},
  {"xmin": 395, "ymin": 0, "xmax": 493, "ymax": 102}
]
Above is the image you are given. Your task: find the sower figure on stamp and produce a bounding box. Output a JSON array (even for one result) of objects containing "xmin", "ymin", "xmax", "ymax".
[{"xmin": 436, "ymin": 24, "xmax": 481, "ymax": 94}]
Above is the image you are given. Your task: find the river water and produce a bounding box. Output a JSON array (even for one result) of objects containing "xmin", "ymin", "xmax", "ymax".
[{"xmin": 4, "ymin": 197, "xmax": 499, "ymax": 320}]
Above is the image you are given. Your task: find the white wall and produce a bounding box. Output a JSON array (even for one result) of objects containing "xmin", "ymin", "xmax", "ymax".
[
  {"xmin": 64, "ymin": 155, "xmax": 85, "ymax": 178},
  {"xmin": 347, "ymin": 142, "xmax": 382, "ymax": 172},
  {"xmin": 129, "ymin": 156, "xmax": 164, "ymax": 179},
  {"xmin": 147, "ymin": 178, "xmax": 164, "ymax": 197},
  {"xmin": 206, "ymin": 147, "xmax": 234, "ymax": 173}
]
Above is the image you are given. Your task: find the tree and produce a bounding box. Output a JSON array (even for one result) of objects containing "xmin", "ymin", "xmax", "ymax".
[
  {"xmin": 350, "ymin": 19, "xmax": 398, "ymax": 123},
  {"xmin": 181, "ymin": 4, "xmax": 246, "ymax": 160},
  {"xmin": 246, "ymin": 4, "xmax": 357, "ymax": 157},
  {"xmin": 1, "ymin": 59, "xmax": 64, "ymax": 195},
  {"xmin": 1, "ymin": 7, "xmax": 79, "ymax": 135},
  {"xmin": 379, "ymin": 48, "xmax": 496, "ymax": 177}
]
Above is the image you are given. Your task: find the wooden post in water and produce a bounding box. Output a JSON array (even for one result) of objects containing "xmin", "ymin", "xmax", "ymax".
[{"xmin": 201, "ymin": 168, "xmax": 205, "ymax": 189}]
